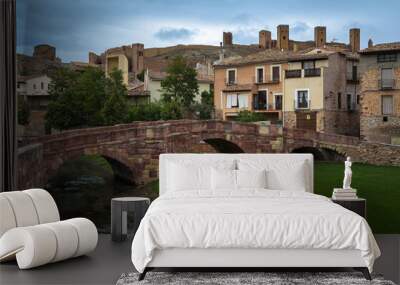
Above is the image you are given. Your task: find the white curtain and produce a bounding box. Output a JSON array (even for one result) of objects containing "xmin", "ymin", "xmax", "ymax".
[
  {"xmin": 226, "ymin": 94, "xmax": 238, "ymax": 108},
  {"xmin": 238, "ymin": 95, "xmax": 248, "ymax": 108}
]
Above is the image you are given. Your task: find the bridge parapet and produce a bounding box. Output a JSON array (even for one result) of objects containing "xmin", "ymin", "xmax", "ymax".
[{"xmin": 17, "ymin": 120, "xmax": 400, "ymax": 190}]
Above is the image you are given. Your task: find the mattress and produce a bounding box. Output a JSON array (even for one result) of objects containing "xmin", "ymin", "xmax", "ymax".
[{"xmin": 131, "ymin": 190, "xmax": 380, "ymax": 273}]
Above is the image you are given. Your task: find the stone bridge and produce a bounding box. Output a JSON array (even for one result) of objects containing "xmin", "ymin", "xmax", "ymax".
[{"xmin": 17, "ymin": 120, "xmax": 400, "ymax": 189}]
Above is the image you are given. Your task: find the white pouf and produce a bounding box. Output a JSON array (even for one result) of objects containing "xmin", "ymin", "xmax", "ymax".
[{"xmin": 0, "ymin": 189, "xmax": 98, "ymax": 269}]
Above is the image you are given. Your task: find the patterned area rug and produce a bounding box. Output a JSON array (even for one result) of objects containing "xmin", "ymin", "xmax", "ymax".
[{"xmin": 116, "ymin": 271, "xmax": 395, "ymax": 285}]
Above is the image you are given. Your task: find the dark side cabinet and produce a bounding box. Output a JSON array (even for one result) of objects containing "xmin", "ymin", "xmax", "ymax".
[{"xmin": 332, "ymin": 198, "xmax": 366, "ymax": 218}]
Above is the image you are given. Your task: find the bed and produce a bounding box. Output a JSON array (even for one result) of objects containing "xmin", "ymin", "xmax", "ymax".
[{"xmin": 131, "ymin": 154, "xmax": 380, "ymax": 280}]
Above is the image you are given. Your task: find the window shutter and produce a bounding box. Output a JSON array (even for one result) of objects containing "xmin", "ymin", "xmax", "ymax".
[{"xmin": 382, "ymin": 96, "xmax": 393, "ymax": 115}]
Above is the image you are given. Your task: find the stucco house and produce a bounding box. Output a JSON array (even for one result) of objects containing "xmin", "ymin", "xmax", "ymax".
[{"xmin": 144, "ymin": 69, "xmax": 213, "ymax": 102}]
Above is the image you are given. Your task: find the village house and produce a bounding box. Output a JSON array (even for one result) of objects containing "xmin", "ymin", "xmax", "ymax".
[
  {"xmin": 17, "ymin": 74, "xmax": 52, "ymax": 137},
  {"xmin": 214, "ymin": 26, "xmax": 361, "ymax": 136},
  {"xmin": 213, "ymin": 49, "xmax": 289, "ymax": 121},
  {"xmin": 359, "ymin": 42, "xmax": 400, "ymax": 144},
  {"xmin": 283, "ymin": 48, "xmax": 360, "ymax": 135},
  {"xmin": 144, "ymin": 69, "xmax": 213, "ymax": 103}
]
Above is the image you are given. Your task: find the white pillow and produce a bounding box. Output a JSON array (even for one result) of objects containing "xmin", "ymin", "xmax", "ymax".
[
  {"xmin": 238, "ymin": 159, "xmax": 307, "ymax": 191},
  {"xmin": 211, "ymin": 168, "xmax": 237, "ymax": 190},
  {"xmin": 168, "ymin": 163, "xmax": 209, "ymax": 191},
  {"xmin": 236, "ymin": 169, "xmax": 267, "ymax": 189},
  {"xmin": 167, "ymin": 160, "xmax": 236, "ymax": 192}
]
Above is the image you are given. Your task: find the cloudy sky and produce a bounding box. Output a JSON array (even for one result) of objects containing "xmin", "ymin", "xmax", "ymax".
[{"xmin": 17, "ymin": 0, "xmax": 400, "ymax": 62}]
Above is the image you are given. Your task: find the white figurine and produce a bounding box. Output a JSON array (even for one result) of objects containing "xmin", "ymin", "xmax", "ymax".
[{"xmin": 343, "ymin": 156, "xmax": 352, "ymax": 189}]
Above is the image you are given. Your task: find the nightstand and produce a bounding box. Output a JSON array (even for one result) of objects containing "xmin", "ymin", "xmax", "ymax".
[
  {"xmin": 331, "ymin": 198, "xmax": 366, "ymax": 218},
  {"xmin": 111, "ymin": 197, "xmax": 150, "ymax": 242}
]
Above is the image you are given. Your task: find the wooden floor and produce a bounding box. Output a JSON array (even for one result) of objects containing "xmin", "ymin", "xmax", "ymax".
[{"xmin": 0, "ymin": 234, "xmax": 399, "ymax": 285}]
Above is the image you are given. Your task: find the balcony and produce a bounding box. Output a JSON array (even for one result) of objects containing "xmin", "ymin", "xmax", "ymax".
[
  {"xmin": 379, "ymin": 79, "xmax": 396, "ymax": 90},
  {"xmin": 304, "ymin": 68, "xmax": 321, "ymax": 77},
  {"xmin": 253, "ymin": 103, "xmax": 281, "ymax": 112},
  {"xmin": 346, "ymin": 73, "xmax": 360, "ymax": 84},
  {"xmin": 285, "ymin": 69, "xmax": 302, "ymax": 79},
  {"xmin": 252, "ymin": 76, "xmax": 280, "ymax": 84}
]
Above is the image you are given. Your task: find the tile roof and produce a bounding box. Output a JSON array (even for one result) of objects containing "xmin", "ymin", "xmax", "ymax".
[
  {"xmin": 148, "ymin": 70, "xmax": 213, "ymax": 83},
  {"xmin": 360, "ymin": 42, "xmax": 400, "ymax": 53},
  {"xmin": 214, "ymin": 46, "xmax": 359, "ymax": 67}
]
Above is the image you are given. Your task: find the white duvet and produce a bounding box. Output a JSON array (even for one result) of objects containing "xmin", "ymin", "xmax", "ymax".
[{"xmin": 131, "ymin": 190, "xmax": 380, "ymax": 273}]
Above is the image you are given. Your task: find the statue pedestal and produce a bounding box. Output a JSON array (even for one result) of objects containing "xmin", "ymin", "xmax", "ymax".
[{"xmin": 332, "ymin": 188, "xmax": 358, "ymax": 200}]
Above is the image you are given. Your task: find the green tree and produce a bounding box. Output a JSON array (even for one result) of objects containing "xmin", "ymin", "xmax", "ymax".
[
  {"xmin": 127, "ymin": 101, "xmax": 162, "ymax": 122},
  {"xmin": 102, "ymin": 69, "xmax": 129, "ymax": 125},
  {"xmin": 160, "ymin": 101, "xmax": 182, "ymax": 120},
  {"xmin": 17, "ymin": 97, "xmax": 30, "ymax": 125},
  {"xmin": 160, "ymin": 56, "xmax": 199, "ymax": 108},
  {"xmin": 46, "ymin": 68, "xmax": 84, "ymax": 130},
  {"xmin": 46, "ymin": 67, "xmax": 129, "ymax": 131},
  {"xmin": 235, "ymin": 110, "xmax": 266, "ymax": 123}
]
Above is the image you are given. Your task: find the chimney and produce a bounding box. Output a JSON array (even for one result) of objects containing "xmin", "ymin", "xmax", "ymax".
[
  {"xmin": 277, "ymin": 25, "xmax": 289, "ymax": 50},
  {"xmin": 368, "ymin": 38, "xmax": 373, "ymax": 48},
  {"xmin": 219, "ymin": 42, "xmax": 225, "ymax": 61},
  {"xmin": 314, "ymin": 26, "xmax": 326, "ymax": 48},
  {"xmin": 259, "ymin": 30, "xmax": 272, "ymax": 49},
  {"xmin": 223, "ymin": 32, "xmax": 232, "ymax": 47},
  {"xmin": 349, "ymin": 28, "xmax": 360, "ymax": 52}
]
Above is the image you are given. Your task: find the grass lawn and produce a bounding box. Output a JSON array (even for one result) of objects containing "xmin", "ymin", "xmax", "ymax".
[
  {"xmin": 140, "ymin": 162, "xmax": 400, "ymax": 234},
  {"xmin": 314, "ymin": 161, "xmax": 400, "ymax": 234}
]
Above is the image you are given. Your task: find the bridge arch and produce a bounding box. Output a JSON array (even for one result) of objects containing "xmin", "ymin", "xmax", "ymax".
[
  {"xmin": 202, "ymin": 138, "xmax": 244, "ymax": 153},
  {"xmin": 45, "ymin": 149, "xmax": 137, "ymax": 187},
  {"xmin": 290, "ymin": 146, "xmax": 345, "ymax": 161}
]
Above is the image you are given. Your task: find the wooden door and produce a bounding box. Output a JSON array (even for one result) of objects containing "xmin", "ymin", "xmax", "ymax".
[{"xmin": 296, "ymin": 112, "xmax": 316, "ymax": 130}]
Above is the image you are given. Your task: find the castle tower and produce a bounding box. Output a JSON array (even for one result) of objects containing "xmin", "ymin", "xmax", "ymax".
[
  {"xmin": 277, "ymin": 25, "xmax": 289, "ymax": 50},
  {"xmin": 314, "ymin": 26, "xmax": 326, "ymax": 48},
  {"xmin": 259, "ymin": 30, "xmax": 272, "ymax": 49},
  {"xmin": 368, "ymin": 38, "xmax": 373, "ymax": 48},
  {"xmin": 33, "ymin": 44, "xmax": 56, "ymax": 61},
  {"xmin": 349, "ymin": 28, "xmax": 360, "ymax": 52},
  {"xmin": 223, "ymin": 32, "xmax": 233, "ymax": 47},
  {"xmin": 131, "ymin": 43, "xmax": 144, "ymax": 75}
]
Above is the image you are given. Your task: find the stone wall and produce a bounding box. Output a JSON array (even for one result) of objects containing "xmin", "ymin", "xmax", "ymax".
[
  {"xmin": 18, "ymin": 120, "xmax": 400, "ymax": 190},
  {"xmin": 18, "ymin": 120, "xmax": 283, "ymax": 189},
  {"xmin": 360, "ymin": 66, "xmax": 400, "ymax": 143},
  {"xmin": 17, "ymin": 144, "xmax": 45, "ymax": 189}
]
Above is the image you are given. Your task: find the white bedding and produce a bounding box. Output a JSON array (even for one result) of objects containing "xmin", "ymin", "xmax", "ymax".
[{"xmin": 131, "ymin": 190, "xmax": 380, "ymax": 273}]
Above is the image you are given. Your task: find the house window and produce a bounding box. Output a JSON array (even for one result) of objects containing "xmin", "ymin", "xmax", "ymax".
[
  {"xmin": 357, "ymin": 94, "xmax": 360, "ymax": 105},
  {"xmin": 352, "ymin": 65, "xmax": 358, "ymax": 80},
  {"xmin": 377, "ymin": 53, "xmax": 397, "ymax": 63},
  {"xmin": 347, "ymin": 94, "xmax": 353, "ymax": 110},
  {"xmin": 296, "ymin": 90, "xmax": 309, "ymax": 109},
  {"xmin": 382, "ymin": 95, "xmax": 393, "ymax": 115},
  {"xmin": 272, "ymin": 66, "xmax": 280, "ymax": 82},
  {"xmin": 226, "ymin": 94, "xmax": 247, "ymax": 108},
  {"xmin": 33, "ymin": 84, "xmax": 36, "ymax": 89},
  {"xmin": 238, "ymin": 94, "xmax": 248, "ymax": 108},
  {"xmin": 256, "ymin": 67, "xmax": 264, "ymax": 83},
  {"xmin": 381, "ymin": 68, "xmax": 394, "ymax": 89},
  {"xmin": 274, "ymin": 94, "xmax": 283, "ymax": 110},
  {"xmin": 337, "ymin": 93, "xmax": 342, "ymax": 109},
  {"xmin": 226, "ymin": 94, "xmax": 238, "ymax": 108},
  {"xmin": 302, "ymin": 61, "xmax": 315, "ymax": 69},
  {"xmin": 253, "ymin": 90, "xmax": 267, "ymax": 110},
  {"xmin": 41, "ymin": 82, "xmax": 44, "ymax": 89},
  {"xmin": 227, "ymin": 69, "xmax": 236, "ymax": 85}
]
